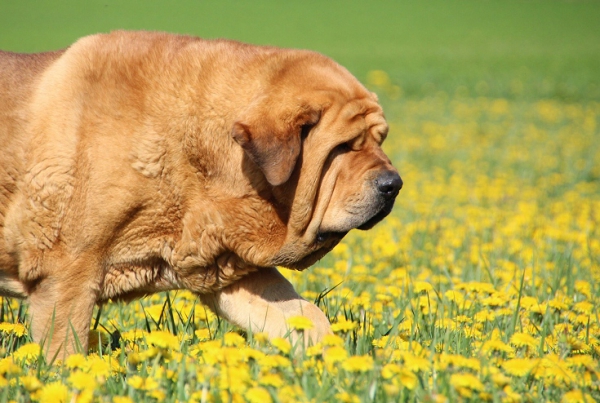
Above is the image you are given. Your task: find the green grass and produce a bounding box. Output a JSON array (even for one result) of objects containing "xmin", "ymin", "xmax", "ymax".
[{"xmin": 1, "ymin": 0, "xmax": 599, "ymax": 101}]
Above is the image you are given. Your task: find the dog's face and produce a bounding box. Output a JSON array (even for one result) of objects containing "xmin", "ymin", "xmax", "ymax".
[{"xmin": 232, "ymin": 53, "xmax": 401, "ymax": 269}]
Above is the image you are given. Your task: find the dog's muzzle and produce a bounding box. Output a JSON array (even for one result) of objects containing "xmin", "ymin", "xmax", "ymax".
[{"xmin": 357, "ymin": 170, "xmax": 402, "ymax": 230}]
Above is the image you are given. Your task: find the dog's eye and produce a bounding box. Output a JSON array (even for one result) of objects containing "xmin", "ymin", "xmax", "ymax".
[
  {"xmin": 300, "ymin": 123, "xmax": 314, "ymax": 140},
  {"xmin": 334, "ymin": 142, "xmax": 351, "ymax": 154},
  {"xmin": 316, "ymin": 232, "xmax": 328, "ymax": 243}
]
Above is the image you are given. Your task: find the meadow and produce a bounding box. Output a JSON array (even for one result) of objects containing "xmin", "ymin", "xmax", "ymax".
[{"xmin": 1, "ymin": 1, "xmax": 600, "ymax": 402}]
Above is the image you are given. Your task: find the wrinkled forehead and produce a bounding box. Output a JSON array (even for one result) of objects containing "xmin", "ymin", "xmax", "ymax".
[
  {"xmin": 279, "ymin": 56, "xmax": 389, "ymax": 141},
  {"xmin": 337, "ymin": 97, "xmax": 388, "ymax": 143}
]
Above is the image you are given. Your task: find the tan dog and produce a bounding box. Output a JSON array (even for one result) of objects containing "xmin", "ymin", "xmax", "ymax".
[{"xmin": 0, "ymin": 31, "xmax": 401, "ymax": 358}]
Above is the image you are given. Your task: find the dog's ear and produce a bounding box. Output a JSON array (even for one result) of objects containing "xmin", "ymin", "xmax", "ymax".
[{"xmin": 232, "ymin": 101, "xmax": 321, "ymax": 186}]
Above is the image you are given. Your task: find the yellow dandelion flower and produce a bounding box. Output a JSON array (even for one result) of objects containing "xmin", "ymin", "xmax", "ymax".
[
  {"xmin": 38, "ymin": 381, "xmax": 70, "ymax": 403},
  {"xmin": 113, "ymin": 397, "xmax": 134, "ymax": 403},
  {"xmin": 126, "ymin": 375, "xmax": 144, "ymax": 390},
  {"xmin": 383, "ymin": 383, "xmax": 400, "ymax": 397},
  {"xmin": 66, "ymin": 353, "xmax": 87, "ymax": 369},
  {"xmin": 495, "ymin": 307, "xmax": 514, "ymax": 317},
  {"xmin": 400, "ymin": 370, "xmax": 419, "ymax": 390},
  {"xmin": 353, "ymin": 292, "xmax": 371, "ymax": 309},
  {"xmin": 0, "ymin": 358, "xmax": 21, "ymax": 376},
  {"xmin": 436, "ymin": 354, "xmax": 473, "ymax": 371},
  {"xmin": 219, "ymin": 390, "xmax": 240, "ymax": 403},
  {"xmin": 331, "ymin": 318, "xmax": 358, "ymax": 333},
  {"xmin": 381, "ymin": 363, "xmax": 419, "ymax": 390},
  {"xmin": 416, "ymin": 295, "xmax": 437, "ymax": 314},
  {"xmin": 69, "ymin": 371, "xmax": 97, "ymax": 391},
  {"xmin": 573, "ymin": 301, "xmax": 593, "ymax": 315},
  {"xmin": 398, "ymin": 341, "xmax": 426, "ymax": 356},
  {"xmin": 13, "ymin": 343, "xmax": 41, "ymax": 364},
  {"xmin": 324, "ymin": 346, "xmax": 348, "ymax": 365},
  {"xmin": 502, "ymin": 385, "xmax": 522, "ymax": 403},
  {"xmin": 581, "ymin": 369, "xmax": 596, "ymax": 387},
  {"xmin": 332, "ymin": 243, "xmax": 349, "ymax": 258},
  {"xmin": 489, "ymin": 328, "xmax": 502, "ymax": 340},
  {"xmin": 528, "ymin": 301, "xmax": 548, "ymax": 314},
  {"xmin": 219, "ymin": 365, "xmax": 250, "ymax": 393},
  {"xmin": 461, "ymin": 281, "xmax": 496, "ymax": 294},
  {"xmin": 367, "ymin": 70, "xmax": 391, "ymax": 88},
  {"xmin": 482, "ymin": 292, "xmax": 508, "ymax": 307},
  {"xmin": 127, "ymin": 375, "xmax": 159, "ymax": 391},
  {"xmin": 413, "ymin": 281, "xmax": 434, "ymax": 293},
  {"xmin": 247, "ymin": 387, "xmax": 272, "ymax": 403},
  {"xmin": 302, "ymin": 357, "xmax": 321, "ymax": 372},
  {"xmin": 145, "ymin": 330, "xmax": 179, "ymax": 350},
  {"xmin": 481, "ymin": 339, "xmax": 514, "ymax": 355},
  {"xmin": 518, "ymin": 296, "xmax": 539, "ymax": 310},
  {"xmin": 143, "ymin": 304, "xmax": 165, "ymax": 323},
  {"xmin": 492, "ymin": 373, "xmax": 511, "ymax": 387},
  {"xmin": 342, "ymin": 355, "xmax": 374, "ymax": 372},
  {"xmin": 554, "ymin": 323, "xmax": 574, "ymax": 335},
  {"xmin": 323, "ymin": 334, "xmax": 345, "ymax": 347},
  {"xmin": 502, "ymin": 358, "xmax": 539, "ymax": 376},
  {"xmin": 435, "ymin": 318, "xmax": 456, "ymax": 331},
  {"xmin": 567, "ymin": 355, "xmax": 595, "ymax": 369},
  {"xmin": 306, "ymin": 343, "xmax": 323, "ymax": 357},
  {"xmin": 120, "ymin": 330, "xmax": 147, "ymax": 343},
  {"xmin": 444, "ymin": 290, "xmax": 465, "ymax": 305},
  {"xmin": 454, "ymin": 315, "xmax": 472, "ymax": 324},
  {"xmin": 566, "ymin": 336, "xmax": 589, "ymax": 353},
  {"xmin": 562, "ymin": 390, "xmax": 595, "ymax": 403},
  {"xmin": 573, "ymin": 314, "xmax": 590, "ymax": 326},
  {"xmin": 253, "ymin": 332, "xmax": 269, "ymax": 344},
  {"xmin": 277, "ymin": 385, "xmax": 304, "ymax": 403},
  {"xmin": 286, "ymin": 315, "xmax": 314, "ymax": 331},
  {"xmin": 19, "ymin": 375, "xmax": 42, "ymax": 392},
  {"xmin": 246, "ymin": 348, "xmax": 266, "ymax": 362},
  {"xmin": 402, "ymin": 352, "xmax": 431, "ymax": 372},
  {"xmin": 474, "ymin": 310, "xmax": 495, "ymax": 323},
  {"xmin": 510, "ymin": 332, "xmax": 538, "ymax": 349},
  {"xmin": 270, "ymin": 337, "xmax": 291, "ymax": 355},
  {"xmin": 549, "ymin": 296, "xmax": 569, "ymax": 312},
  {"xmin": 256, "ymin": 354, "xmax": 291, "ymax": 369},
  {"xmin": 126, "ymin": 352, "xmax": 143, "ymax": 366},
  {"xmin": 86, "ymin": 355, "xmax": 111, "ymax": 378},
  {"xmin": 372, "ymin": 336, "xmax": 389, "ymax": 348},
  {"xmin": 534, "ymin": 356, "xmax": 576, "ymax": 383},
  {"xmin": 450, "ymin": 373, "xmax": 483, "ymax": 398},
  {"xmin": 0, "ymin": 323, "xmax": 27, "ymax": 337},
  {"xmin": 574, "ymin": 281, "xmax": 592, "ymax": 299},
  {"xmin": 74, "ymin": 389, "xmax": 94, "ymax": 403},
  {"xmin": 223, "ymin": 332, "xmax": 245, "ymax": 347},
  {"xmin": 259, "ymin": 373, "xmax": 284, "ymax": 388},
  {"xmin": 381, "ymin": 363, "xmax": 401, "ymax": 379},
  {"xmin": 335, "ymin": 392, "xmax": 360, "ymax": 403},
  {"xmin": 148, "ymin": 389, "xmax": 166, "ymax": 400},
  {"xmin": 194, "ymin": 328, "xmax": 211, "ymax": 341}
]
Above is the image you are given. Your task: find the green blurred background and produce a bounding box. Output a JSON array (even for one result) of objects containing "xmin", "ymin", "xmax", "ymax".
[{"xmin": 1, "ymin": 0, "xmax": 599, "ymax": 102}]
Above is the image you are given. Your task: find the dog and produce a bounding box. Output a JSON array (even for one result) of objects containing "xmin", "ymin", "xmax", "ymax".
[{"xmin": 0, "ymin": 31, "xmax": 402, "ymax": 358}]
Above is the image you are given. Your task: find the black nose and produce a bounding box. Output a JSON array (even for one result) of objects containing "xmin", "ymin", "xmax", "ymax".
[{"xmin": 376, "ymin": 171, "xmax": 402, "ymax": 200}]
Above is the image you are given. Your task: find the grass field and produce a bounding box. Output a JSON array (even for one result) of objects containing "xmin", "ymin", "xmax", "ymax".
[{"xmin": 1, "ymin": 1, "xmax": 600, "ymax": 402}]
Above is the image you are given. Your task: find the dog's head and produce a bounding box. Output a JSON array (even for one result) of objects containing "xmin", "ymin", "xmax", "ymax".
[{"xmin": 231, "ymin": 52, "xmax": 402, "ymax": 269}]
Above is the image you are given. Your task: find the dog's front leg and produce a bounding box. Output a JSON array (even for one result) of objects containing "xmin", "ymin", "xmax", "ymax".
[
  {"xmin": 200, "ymin": 267, "xmax": 331, "ymax": 346},
  {"xmin": 28, "ymin": 256, "xmax": 100, "ymax": 361}
]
